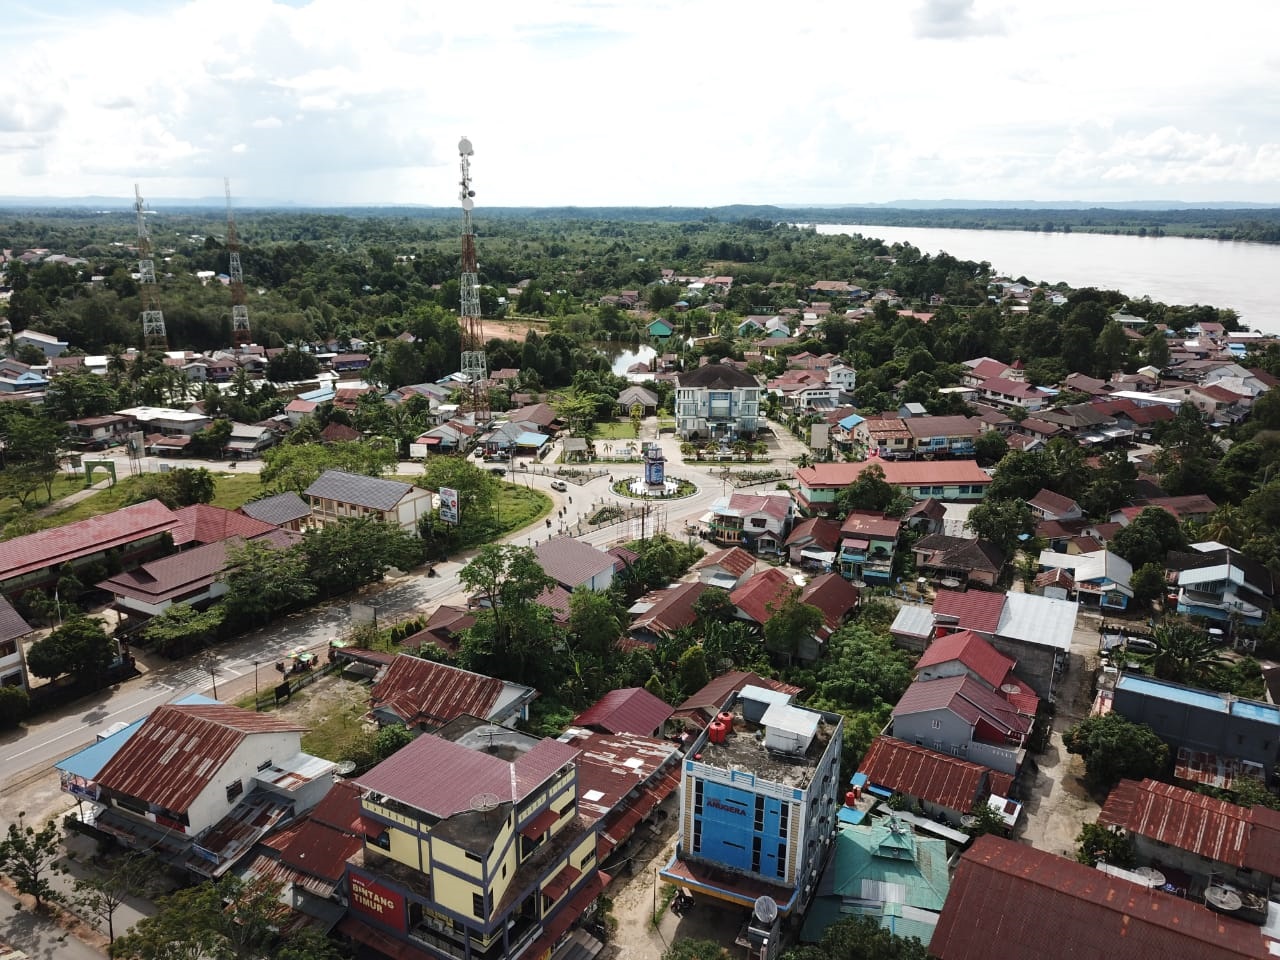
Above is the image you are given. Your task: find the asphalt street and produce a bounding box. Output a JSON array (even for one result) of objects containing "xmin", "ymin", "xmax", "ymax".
[{"xmin": 0, "ymin": 421, "xmax": 802, "ymax": 787}]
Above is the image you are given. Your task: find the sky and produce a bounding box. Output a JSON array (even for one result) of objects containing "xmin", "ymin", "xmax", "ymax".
[{"xmin": 2, "ymin": 0, "xmax": 1279, "ymax": 207}]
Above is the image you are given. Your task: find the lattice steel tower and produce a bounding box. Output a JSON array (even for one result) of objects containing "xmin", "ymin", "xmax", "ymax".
[
  {"xmin": 225, "ymin": 178, "xmax": 251, "ymax": 347},
  {"xmin": 457, "ymin": 136, "xmax": 489, "ymax": 423},
  {"xmin": 134, "ymin": 184, "xmax": 169, "ymax": 352}
]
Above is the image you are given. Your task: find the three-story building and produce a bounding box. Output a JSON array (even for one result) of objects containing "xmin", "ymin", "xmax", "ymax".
[
  {"xmin": 675, "ymin": 362, "xmax": 764, "ymax": 441},
  {"xmin": 662, "ymin": 686, "xmax": 843, "ymax": 918},
  {"xmin": 344, "ymin": 717, "xmax": 603, "ymax": 960}
]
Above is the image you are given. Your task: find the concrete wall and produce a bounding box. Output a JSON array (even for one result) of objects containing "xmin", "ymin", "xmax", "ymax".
[
  {"xmin": 1112, "ymin": 688, "xmax": 1279, "ymax": 779},
  {"xmin": 988, "ymin": 636, "xmax": 1058, "ymax": 700}
]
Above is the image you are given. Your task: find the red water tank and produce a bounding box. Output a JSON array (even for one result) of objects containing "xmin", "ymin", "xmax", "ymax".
[
  {"xmin": 718, "ymin": 711, "xmax": 734, "ymax": 726},
  {"xmin": 845, "ymin": 791, "xmax": 857, "ymax": 807},
  {"xmin": 708, "ymin": 720, "xmax": 727, "ymax": 744}
]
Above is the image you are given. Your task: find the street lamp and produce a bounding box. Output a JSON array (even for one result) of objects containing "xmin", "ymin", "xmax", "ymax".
[
  {"xmin": 209, "ymin": 666, "xmax": 218, "ymax": 700},
  {"xmin": 253, "ymin": 659, "xmax": 260, "ymax": 702}
]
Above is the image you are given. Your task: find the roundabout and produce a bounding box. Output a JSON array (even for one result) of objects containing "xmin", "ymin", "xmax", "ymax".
[{"xmin": 611, "ymin": 476, "xmax": 698, "ymax": 500}]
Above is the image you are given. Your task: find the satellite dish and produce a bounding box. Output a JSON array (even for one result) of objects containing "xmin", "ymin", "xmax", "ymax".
[
  {"xmin": 753, "ymin": 895, "xmax": 778, "ymax": 925},
  {"xmin": 461, "ymin": 197, "xmax": 475, "ymax": 211},
  {"xmin": 470, "ymin": 792, "xmax": 501, "ymax": 814},
  {"xmin": 1000, "ymin": 683, "xmax": 1020, "ymax": 694},
  {"xmin": 458, "ymin": 137, "xmax": 474, "ymax": 156},
  {"xmin": 336, "ymin": 760, "xmax": 357, "ymax": 776}
]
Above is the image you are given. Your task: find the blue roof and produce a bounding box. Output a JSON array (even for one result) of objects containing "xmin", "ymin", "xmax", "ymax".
[
  {"xmin": 298, "ymin": 387, "xmax": 335, "ymax": 402},
  {"xmin": 1116, "ymin": 674, "xmax": 1280, "ymax": 726},
  {"xmin": 838, "ymin": 806, "xmax": 867, "ymax": 825},
  {"xmin": 514, "ymin": 431, "xmax": 548, "ymax": 447},
  {"xmin": 55, "ymin": 694, "xmax": 221, "ymax": 780},
  {"xmin": 839, "ymin": 414, "xmax": 866, "ymax": 430}
]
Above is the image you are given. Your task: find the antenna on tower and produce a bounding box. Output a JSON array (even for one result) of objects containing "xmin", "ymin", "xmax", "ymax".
[
  {"xmin": 457, "ymin": 136, "xmax": 490, "ymax": 424},
  {"xmin": 134, "ymin": 185, "xmax": 169, "ymax": 352},
  {"xmin": 225, "ymin": 178, "xmax": 251, "ymax": 348}
]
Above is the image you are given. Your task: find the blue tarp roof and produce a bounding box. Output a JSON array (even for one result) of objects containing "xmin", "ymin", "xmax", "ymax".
[
  {"xmin": 514, "ymin": 431, "xmax": 549, "ymax": 447},
  {"xmin": 55, "ymin": 694, "xmax": 220, "ymax": 780},
  {"xmin": 838, "ymin": 414, "xmax": 866, "ymax": 430},
  {"xmin": 838, "ymin": 806, "xmax": 867, "ymax": 825}
]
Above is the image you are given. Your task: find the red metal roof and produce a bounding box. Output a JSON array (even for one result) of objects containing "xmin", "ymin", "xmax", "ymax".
[
  {"xmin": 97, "ymin": 529, "xmax": 297, "ymax": 604},
  {"xmin": 798, "ymin": 572, "xmax": 859, "ymax": 630},
  {"xmin": 261, "ymin": 783, "xmax": 365, "ymax": 884},
  {"xmin": 724, "ymin": 493, "xmax": 791, "ymax": 521},
  {"xmin": 932, "ymin": 588, "xmax": 1006, "ymax": 636},
  {"xmin": 729, "ymin": 567, "xmax": 792, "ymax": 625},
  {"xmin": 893, "ymin": 674, "xmax": 1031, "ymax": 741},
  {"xmin": 784, "ymin": 517, "xmax": 841, "ymax": 552},
  {"xmin": 532, "ymin": 536, "xmax": 615, "ymax": 589},
  {"xmin": 916, "ymin": 629, "xmax": 1016, "ymax": 689},
  {"xmin": 839, "ymin": 511, "xmax": 902, "ymax": 539},
  {"xmin": 572, "ymin": 688, "xmax": 673, "ymax": 736},
  {"xmin": 796, "ymin": 459, "xmax": 993, "ymax": 490},
  {"xmin": 857, "ymin": 736, "xmax": 989, "ymax": 813},
  {"xmin": 1098, "ymin": 778, "xmax": 1280, "ymax": 873},
  {"xmin": 931, "ymin": 835, "xmax": 1270, "ymax": 960},
  {"xmin": 94, "ymin": 704, "xmax": 306, "ymax": 815},
  {"xmin": 370, "ymin": 655, "xmax": 507, "ymax": 729},
  {"xmin": 355, "ymin": 734, "xmax": 579, "ymax": 818},
  {"xmin": 0, "ymin": 499, "xmax": 181, "ymax": 582},
  {"xmin": 631, "ymin": 581, "xmax": 711, "ymax": 637},
  {"xmin": 694, "ymin": 546, "xmax": 757, "ymax": 578},
  {"xmin": 674, "ymin": 670, "xmax": 802, "ymax": 727},
  {"xmin": 171, "ymin": 504, "xmax": 277, "ymax": 547}
]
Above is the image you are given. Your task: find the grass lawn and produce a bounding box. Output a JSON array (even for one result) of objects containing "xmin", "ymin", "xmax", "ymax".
[
  {"xmin": 592, "ymin": 421, "xmax": 639, "ymax": 440},
  {"xmin": 0, "ymin": 472, "xmax": 83, "ymax": 529},
  {"xmin": 495, "ymin": 484, "xmax": 553, "ymax": 535},
  {"xmin": 299, "ymin": 682, "xmax": 374, "ymax": 762},
  {"xmin": 28, "ymin": 471, "xmax": 263, "ymax": 531}
]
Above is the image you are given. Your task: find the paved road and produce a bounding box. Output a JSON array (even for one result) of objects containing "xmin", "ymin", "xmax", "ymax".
[
  {"xmin": 0, "ymin": 424, "xmax": 796, "ymax": 786},
  {"xmin": 0, "ymin": 887, "xmax": 105, "ymax": 960}
]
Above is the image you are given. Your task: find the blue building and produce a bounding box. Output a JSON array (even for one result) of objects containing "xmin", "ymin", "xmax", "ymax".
[
  {"xmin": 661, "ymin": 685, "xmax": 843, "ymax": 918},
  {"xmin": 1111, "ymin": 673, "xmax": 1280, "ymax": 782}
]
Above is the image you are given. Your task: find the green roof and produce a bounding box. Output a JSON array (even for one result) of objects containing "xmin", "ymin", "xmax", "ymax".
[{"xmin": 800, "ymin": 816, "xmax": 949, "ymax": 946}]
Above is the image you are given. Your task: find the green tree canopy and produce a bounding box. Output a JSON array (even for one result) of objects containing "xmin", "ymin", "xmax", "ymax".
[
  {"xmin": 1130, "ymin": 620, "xmax": 1229, "ymax": 688},
  {"xmin": 260, "ymin": 438, "xmax": 397, "ymax": 492},
  {"xmin": 782, "ymin": 915, "xmax": 928, "ymax": 960},
  {"xmin": 300, "ymin": 516, "xmax": 424, "ymax": 599},
  {"xmin": 1063, "ymin": 713, "xmax": 1169, "ymax": 791},
  {"xmin": 1109, "ymin": 506, "xmax": 1189, "ymax": 570},
  {"xmin": 25, "ymin": 615, "xmax": 115, "ymax": 685},
  {"xmin": 0, "ymin": 813, "xmax": 65, "ymax": 911},
  {"xmin": 965, "ymin": 497, "xmax": 1032, "ymax": 559},
  {"xmin": 219, "ymin": 539, "xmax": 316, "ymax": 626}
]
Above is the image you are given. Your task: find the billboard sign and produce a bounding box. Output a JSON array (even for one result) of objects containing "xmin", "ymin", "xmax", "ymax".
[
  {"xmin": 349, "ymin": 870, "xmax": 407, "ymax": 931},
  {"xmin": 439, "ymin": 486, "xmax": 460, "ymax": 525}
]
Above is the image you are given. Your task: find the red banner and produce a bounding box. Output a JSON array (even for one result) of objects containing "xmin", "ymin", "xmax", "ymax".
[{"xmin": 349, "ymin": 870, "xmax": 407, "ymax": 932}]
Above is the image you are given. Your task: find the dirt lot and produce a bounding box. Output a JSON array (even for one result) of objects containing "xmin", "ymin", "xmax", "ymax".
[
  {"xmin": 476, "ymin": 319, "xmax": 547, "ymax": 342},
  {"xmin": 603, "ymin": 813, "xmax": 747, "ymax": 960}
]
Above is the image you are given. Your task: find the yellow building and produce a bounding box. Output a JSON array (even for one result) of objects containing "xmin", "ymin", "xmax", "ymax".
[{"xmin": 342, "ymin": 717, "xmax": 605, "ymax": 960}]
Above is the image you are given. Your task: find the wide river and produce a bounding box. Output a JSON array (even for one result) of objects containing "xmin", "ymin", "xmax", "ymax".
[{"xmin": 812, "ymin": 223, "xmax": 1280, "ymax": 336}]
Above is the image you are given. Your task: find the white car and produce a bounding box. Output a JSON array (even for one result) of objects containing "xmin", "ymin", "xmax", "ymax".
[{"xmin": 550, "ymin": 480, "xmax": 568, "ymax": 492}]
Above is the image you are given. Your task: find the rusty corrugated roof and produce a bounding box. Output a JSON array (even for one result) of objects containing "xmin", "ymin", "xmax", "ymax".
[
  {"xmin": 572, "ymin": 689, "xmax": 673, "ymax": 737},
  {"xmin": 1099, "ymin": 778, "xmax": 1280, "ymax": 873},
  {"xmin": 369, "ymin": 654, "xmax": 506, "ymax": 728},
  {"xmin": 857, "ymin": 736, "xmax": 987, "ymax": 813},
  {"xmin": 932, "ymin": 836, "xmax": 1270, "ymax": 960},
  {"xmin": 94, "ymin": 704, "xmax": 305, "ymax": 815}
]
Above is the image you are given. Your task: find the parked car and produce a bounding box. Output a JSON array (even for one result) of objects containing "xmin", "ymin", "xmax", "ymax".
[
  {"xmin": 488, "ymin": 466, "xmax": 506, "ymax": 476},
  {"xmin": 550, "ymin": 480, "xmax": 568, "ymax": 492}
]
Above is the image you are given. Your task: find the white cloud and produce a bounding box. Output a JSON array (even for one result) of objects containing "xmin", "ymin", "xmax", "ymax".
[
  {"xmin": 912, "ymin": 0, "xmax": 1006, "ymax": 39},
  {"xmin": 0, "ymin": 0, "xmax": 1276, "ymax": 204}
]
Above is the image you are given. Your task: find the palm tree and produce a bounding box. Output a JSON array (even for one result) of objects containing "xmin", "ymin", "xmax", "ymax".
[
  {"xmin": 680, "ymin": 442, "xmax": 696, "ymax": 462},
  {"xmin": 732, "ymin": 439, "xmax": 750, "ymax": 462},
  {"xmin": 1197, "ymin": 504, "xmax": 1251, "ymax": 549},
  {"xmin": 1131, "ymin": 620, "xmax": 1229, "ymax": 688}
]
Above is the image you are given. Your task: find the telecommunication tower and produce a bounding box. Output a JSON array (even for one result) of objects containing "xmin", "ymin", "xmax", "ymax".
[
  {"xmin": 225, "ymin": 178, "xmax": 251, "ymax": 347},
  {"xmin": 134, "ymin": 185, "xmax": 169, "ymax": 352},
  {"xmin": 457, "ymin": 136, "xmax": 489, "ymax": 423}
]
